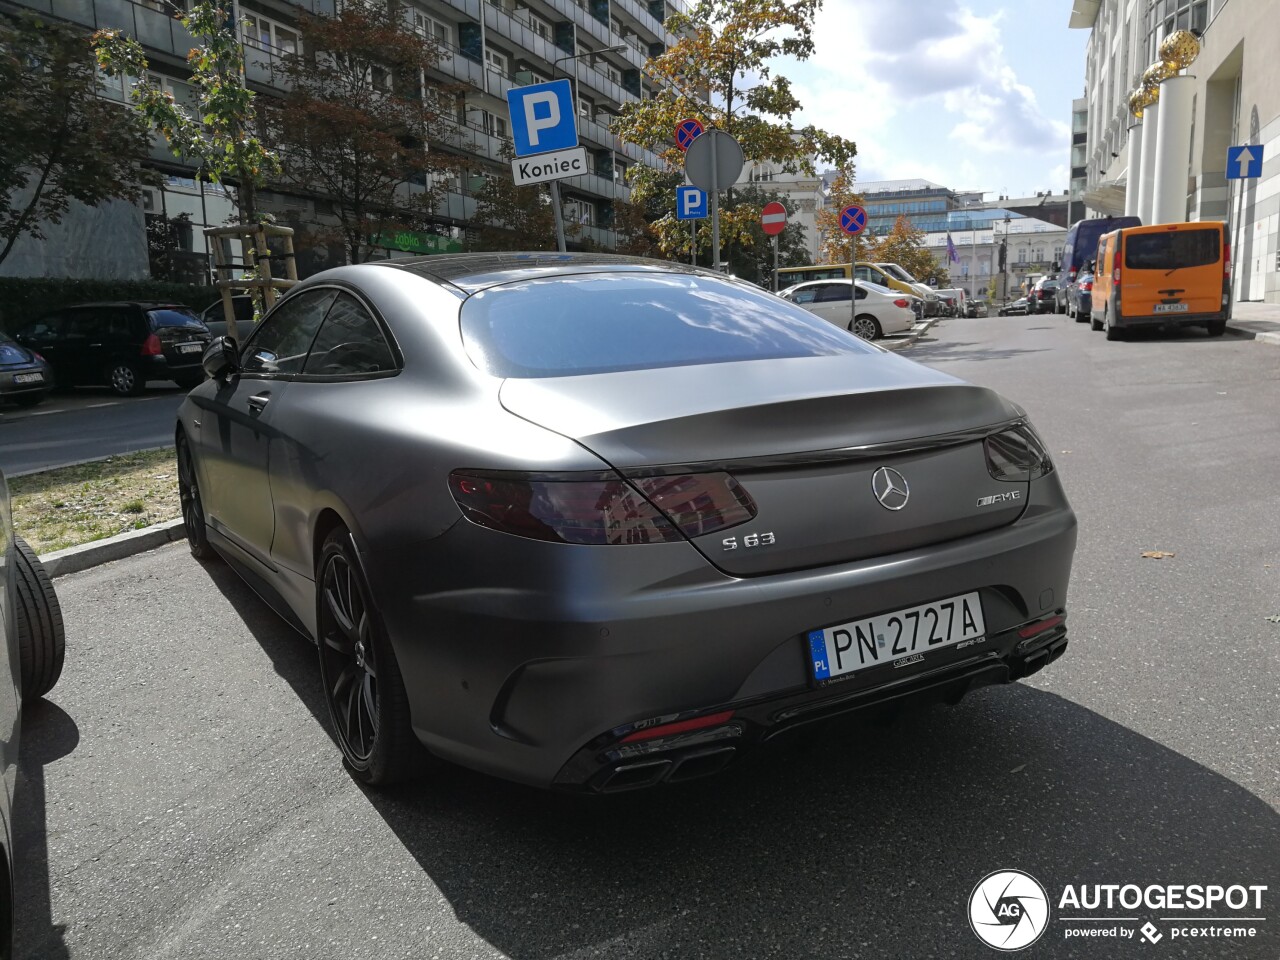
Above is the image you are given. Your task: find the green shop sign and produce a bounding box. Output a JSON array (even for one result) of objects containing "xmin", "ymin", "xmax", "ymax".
[{"xmin": 374, "ymin": 231, "xmax": 463, "ymax": 254}]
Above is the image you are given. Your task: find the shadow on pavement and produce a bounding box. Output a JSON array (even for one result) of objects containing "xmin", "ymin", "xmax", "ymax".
[
  {"xmin": 13, "ymin": 701, "xmax": 79, "ymax": 960},
  {"xmin": 200, "ymin": 569, "xmax": 1280, "ymax": 959},
  {"xmin": 908, "ymin": 339, "xmax": 1053, "ymax": 363}
]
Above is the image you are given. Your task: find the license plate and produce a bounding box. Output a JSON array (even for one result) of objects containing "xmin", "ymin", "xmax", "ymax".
[
  {"xmin": 13, "ymin": 372, "xmax": 43, "ymax": 384},
  {"xmin": 178, "ymin": 342, "xmax": 204, "ymax": 354},
  {"xmin": 1153, "ymin": 302, "xmax": 1189, "ymax": 313},
  {"xmin": 808, "ymin": 591, "xmax": 986, "ymax": 682}
]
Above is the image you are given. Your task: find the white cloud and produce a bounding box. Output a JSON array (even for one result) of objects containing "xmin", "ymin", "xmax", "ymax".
[{"xmin": 781, "ymin": 0, "xmax": 1071, "ymax": 190}]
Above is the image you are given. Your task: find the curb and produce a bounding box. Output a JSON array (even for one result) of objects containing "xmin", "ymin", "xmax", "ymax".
[
  {"xmin": 40, "ymin": 518, "xmax": 187, "ymax": 579},
  {"xmin": 880, "ymin": 316, "xmax": 940, "ymax": 351},
  {"xmin": 10, "ymin": 444, "xmax": 174, "ymax": 479}
]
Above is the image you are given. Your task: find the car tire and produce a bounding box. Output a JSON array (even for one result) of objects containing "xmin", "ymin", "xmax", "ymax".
[
  {"xmin": 13, "ymin": 536, "xmax": 65, "ymax": 701},
  {"xmin": 1090, "ymin": 310, "xmax": 1103, "ymax": 332},
  {"xmin": 1206, "ymin": 320, "xmax": 1226, "ymax": 337},
  {"xmin": 176, "ymin": 433, "xmax": 217, "ymax": 562},
  {"xmin": 851, "ymin": 314, "xmax": 882, "ymax": 341},
  {"xmin": 316, "ymin": 526, "xmax": 427, "ymax": 787},
  {"xmin": 106, "ymin": 362, "xmax": 145, "ymax": 397},
  {"xmin": 1104, "ymin": 305, "xmax": 1124, "ymax": 341}
]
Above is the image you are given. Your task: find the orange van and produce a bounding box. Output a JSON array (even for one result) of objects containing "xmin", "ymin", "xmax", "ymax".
[{"xmin": 1089, "ymin": 221, "xmax": 1230, "ymax": 340}]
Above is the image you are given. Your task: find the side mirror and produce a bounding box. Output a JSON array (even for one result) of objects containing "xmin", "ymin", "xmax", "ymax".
[{"xmin": 202, "ymin": 336, "xmax": 239, "ymax": 381}]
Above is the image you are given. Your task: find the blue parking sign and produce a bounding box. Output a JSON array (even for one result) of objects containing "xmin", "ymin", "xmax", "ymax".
[
  {"xmin": 676, "ymin": 185, "xmax": 707, "ymax": 220},
  {"xmin": 506, "ymin": 80, "xmax": 578, "ymax": 157}
]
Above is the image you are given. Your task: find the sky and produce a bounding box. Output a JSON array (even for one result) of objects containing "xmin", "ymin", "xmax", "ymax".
[{"xmin": 781, "ymin": 0, "xmax": 1089, "ymax": 199}]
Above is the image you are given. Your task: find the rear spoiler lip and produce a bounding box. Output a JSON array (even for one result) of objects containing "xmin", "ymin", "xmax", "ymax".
[{"xmin": 613, "ymin": 417, "xmax": 1027, "ymax": 478}]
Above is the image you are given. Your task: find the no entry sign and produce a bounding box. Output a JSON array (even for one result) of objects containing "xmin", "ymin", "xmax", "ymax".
[{"xmin": 761, "ymin": 201, "xmax": 787, "ymax": 236}]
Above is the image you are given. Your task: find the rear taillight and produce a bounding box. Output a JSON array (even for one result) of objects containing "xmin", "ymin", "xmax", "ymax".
[
  {"xmin": 620, "ymin": 710, "xmax": 736, "ymax": 743},
  {"xmin": 983, "ymin": 423, "xmax": 1054, "ymax": 481},
  {"xmin": 141, "ymin": 333, "xmax": 163, "ymax": 356},
  {"xmin": 1112, "ymin": 264, "xmax": 1120, "ymax": 284},
  {"xmin": 448, "ymin": 470, "xmax": 756, "ymax": 545},
  {"xmin": 1224, "ymin": 239, "xmax": 1231, "ymax": 279},
  {"xmin": 893, "ymin": 298, "xmax": 910, "ymax": 308},
  {"xmin": 1081, "ymin": 281, "xmax": 1093, "ymax": 292},
  {"xmin": 1068, "ymin": 270, "xmax": 1077, "ymax": 281},
  {"xmin": 32, "ymin": 351, "xmax": 45, "ymax": 362}
]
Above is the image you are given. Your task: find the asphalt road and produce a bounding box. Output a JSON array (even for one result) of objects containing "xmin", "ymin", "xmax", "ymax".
[
  {"xmin": 14, "ymin": 315, "xmax": 1280, "ymax": 959},
  {"xmin": 0, "ymin": 387, "xmax": 187, "ymax": 475}
]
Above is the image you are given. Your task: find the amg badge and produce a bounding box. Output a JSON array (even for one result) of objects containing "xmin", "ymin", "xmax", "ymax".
[{"xmin": 977, "ymin": 490, "xmax": 1022, "ymax": 507}]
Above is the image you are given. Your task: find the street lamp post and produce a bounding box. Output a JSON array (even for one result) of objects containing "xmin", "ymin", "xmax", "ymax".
[
  {"xmin": 999, "ymin": 214, "xmax": 1011, "ymax": 305},
  {"xmin": 545, "ymin": 44, "xmax": 626, "ymax": 253}
]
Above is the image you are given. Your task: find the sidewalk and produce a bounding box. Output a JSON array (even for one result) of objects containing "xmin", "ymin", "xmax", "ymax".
[{"xmin": 1227, "ymin": 301, "xmax": 1280, "ymax": 345}]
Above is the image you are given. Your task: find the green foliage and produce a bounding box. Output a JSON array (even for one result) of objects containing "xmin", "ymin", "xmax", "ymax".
[
  {"xmin": 267, "ymin": 5, "xmax": 461, "ymax": 263},
  {"xmin": 0, "ymin": 277, "xmax": 214, "ymax": 333},
  {"xmin": 613, "ymin": 0, "xmax": 856, "ymax": 259},
  {"xmin": 0, "ymin": 14, "xmax": 153, "ymax": 267},
  {"xmin": 93, "ymin": 0, "xmax": 278, "ymax": 222},
  {"xmin": 815, "ymin": 167, "xmax": 868, "ymax": 264},
  {"xmin": 868, "ymin": 215, "xmax": 947, "ymax": 286}
]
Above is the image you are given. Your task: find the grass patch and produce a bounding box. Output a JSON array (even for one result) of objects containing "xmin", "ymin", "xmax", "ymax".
[{"xmin": 11, "ymin": 447, "xmax": 180, "ymax": 554}]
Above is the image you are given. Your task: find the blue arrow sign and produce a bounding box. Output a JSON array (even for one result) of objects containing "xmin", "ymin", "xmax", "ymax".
[
  {"xmin": 506, "ymin": 79, "xmax": 578, "ymax": 158},
  {"xmin": 676, "ymin": 185, "xmax": 707, "ymax": 220},
  {"xmin": 840, "ymin": 204, "xmax": 867, "ymax": 235},
  {"xmin": 1227, "ymin": 144, "xmax": 1264, "ymax": 180}
]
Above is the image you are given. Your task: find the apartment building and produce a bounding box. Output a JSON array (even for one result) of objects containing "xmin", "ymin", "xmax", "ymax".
[
  {"xmin": 1, "ymin": 0, "xmax": 682, "ymax": 279},
  {"xmin": 1071, "ymin": 0, "xmax": 1279, "ymax": 302}
]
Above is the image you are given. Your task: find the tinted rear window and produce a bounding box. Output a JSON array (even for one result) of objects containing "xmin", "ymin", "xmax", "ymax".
[
  {"xmin": 148, "ymin": 308, "xmax": 204, "ymax": 329},
  {"xmin": 461, "ymin": 273, "xmax": 876, "ymax": 378},
  {"xmin": 1124, "ymin": 230, "xmax": 1220, "ymax": 271}
]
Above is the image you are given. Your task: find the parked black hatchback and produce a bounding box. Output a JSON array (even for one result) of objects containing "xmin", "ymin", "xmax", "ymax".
[{"xmin": 15, "ymin": 302, "xmax": 210, "ymax": 396}]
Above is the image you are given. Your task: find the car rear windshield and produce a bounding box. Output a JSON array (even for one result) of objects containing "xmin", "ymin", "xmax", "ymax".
[
  {"xmin": 148, "ymin": 308, "xmax": 204, "ymax": 329},
  {"xmin": 460, "ymin": 273, "xmax": 876, "ymax": 378},
  {"xmin": 1124, "ymin": 229, "xmax": 1220, "ymax": 271}
]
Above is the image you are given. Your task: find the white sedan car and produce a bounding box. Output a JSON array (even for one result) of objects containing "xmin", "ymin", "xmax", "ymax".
[{"xmin": 780, "ymin": 279, "xmax": 916, "ymax": 340}]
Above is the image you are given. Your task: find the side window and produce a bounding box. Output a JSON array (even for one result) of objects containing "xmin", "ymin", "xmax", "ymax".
[
  {"xmin": 814, "ymin": 283, "xmax": 851, "ymax": 303},
  {"xmin": 853, "ymin": 266, "xmax": 873, "ymax": 283},
  {"xmin": 19, "ymin": 314, "xmax": 63, "ymax": 342},
  {"xmin": 63, "ymin": 310, "xmax": 104, "ymax": 340},
  {"xmin": 854, "ymin": 285, "xmax": 867, "ymax": 300},
  {"xmin": 241, "ymin": 289, "xmax": 337, "ymax": 375},
  {"xmin": 791, "ymin": 288, "xmax": 817, "ymax": 304},
  {"xmin": 104, "ymin": 308, "xmax": 137, "ymax": 339},
  {"xmin": 302, "ymin": 293, "xmax": 397, "ymax": 376}
]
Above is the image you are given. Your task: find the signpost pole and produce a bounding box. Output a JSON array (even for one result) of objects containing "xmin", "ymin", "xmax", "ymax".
[
  {"xmin": 772, "ymin": 235, "xmax": 779, "ymax": 292},
  {"xmin": 549, "ymin": 181, "xmax": 567, "ymax": 253},
  {"xmin": 710, "ymin": 133, "xmax": 721, "ymax": 272},
  {"xmin": 691, "ymin": 221, "xmax": 697, "ymax": 267}
]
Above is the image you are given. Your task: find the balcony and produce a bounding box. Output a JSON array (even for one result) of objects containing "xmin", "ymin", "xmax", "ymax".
[
  {"xmin": 243, "ymin": 44, "xmax": 294, "ymax": 93},
  {"xmin": 561, "ymin": 171, "xmax": 629, "ymax": 201},
  {"xmin": 542, "ymin": 0, "xmax": 613, "ymax": 50},
  {"xmin": 612, "ymin": 0, "xmax": 665, "ymax": 39},
  {"xmin": 33, "ymin": 0, "xmax": 198, "ymax": 60},
  {"xmin": 431, "ymin": 0, "xmax": 484, "ymax": 20},
  {"xmin": 484, "ymin": 4, "xmax": 570, "ymax": 74}
]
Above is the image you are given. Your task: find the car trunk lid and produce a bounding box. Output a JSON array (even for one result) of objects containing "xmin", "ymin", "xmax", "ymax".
[{"xmin": 499, "ymin": 355, "xmax": 1030, "ymax": 575}]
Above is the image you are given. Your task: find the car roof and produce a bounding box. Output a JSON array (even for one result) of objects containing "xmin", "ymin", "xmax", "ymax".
[{"xmin": 373, "ymin": 252, "xmax": 705, "ymax": 295}]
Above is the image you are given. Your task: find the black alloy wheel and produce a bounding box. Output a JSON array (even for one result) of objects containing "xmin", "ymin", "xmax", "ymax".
[
  {"xmin": 176, "ymin": 434, "xmax": 215, "ymax": 560},
  {"xmin": 316, "ymin": 528, "xmax": 422, "ymax": 786}
]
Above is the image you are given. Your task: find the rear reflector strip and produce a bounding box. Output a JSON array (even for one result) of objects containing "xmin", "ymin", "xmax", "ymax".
[
  {"xmin": 620, "ymin": 710, "xmax": 736, "ymax": 743},
  {"xmin": 1018, "ymin": 615, "xmax": 1064, "ymax": 639}
]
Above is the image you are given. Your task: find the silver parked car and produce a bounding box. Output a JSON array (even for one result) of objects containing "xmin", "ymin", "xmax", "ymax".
[
  {"xmin": 780, "ymin": 278, "xmax": 916, "ymax": 340},
  {"xmin": 180, "ymin": 254, "xmax": 1077, "ymax": 793}
]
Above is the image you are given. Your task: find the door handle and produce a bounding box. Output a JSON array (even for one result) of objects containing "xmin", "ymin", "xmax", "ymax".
[{"xmin": 247, "ymin": 392, "xmax": 271, "ymax": 413}]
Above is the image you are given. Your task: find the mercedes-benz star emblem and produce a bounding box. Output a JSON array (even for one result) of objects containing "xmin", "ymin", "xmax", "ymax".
[{"xmin": 872, "ymin": 466, "xmax": 910, "ymax": 511}]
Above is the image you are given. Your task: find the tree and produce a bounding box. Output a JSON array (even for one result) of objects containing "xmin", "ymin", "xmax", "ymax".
[
  {"xmin": 0, "ymin": 15, "xmax": 152, "ymax": 267},
  {"xmin": 868, "ymin": 215, "xmax": 948, "ymax": 285},
  {"xmin": 724, "ymin": 184, "xmax": 810, "ymax": 285},
  {"xmin": 268, "ymin": 3, "xmax": 460, "ymax": 264},
  {"xmin": 814, "ymin": 166, "xmax": 868, "ymax": 265},
  {"xmin": 471, "ymin": 171, "xmax": 564, "ymax": 252},
  {"xmin": 94, "ymin": 0, "xmax": 278, "ymax": 224},
  {"xmin": 612, "ymin": 0, "xmax": 856, "ymax": 261}
]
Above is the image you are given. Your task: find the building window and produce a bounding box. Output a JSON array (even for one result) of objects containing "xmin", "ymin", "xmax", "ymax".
[
  {"xmin": 485, "ymin": 46, "xmax": 509, "ymax": 81},
  {"xmin": 480, "ymin": 111, "xmax": 508, "ymax": 138},
  {"xmin": 414, "ymin": 11, "xmax": 451, "ymax": 46},
  {"xmin": 242, "ymin": 11, "xmax": 300, "ymax": 55}
]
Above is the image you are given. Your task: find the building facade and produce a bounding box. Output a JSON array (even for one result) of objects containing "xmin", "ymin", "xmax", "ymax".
[
  {"xmin": 1071, "ymin": 0, "xmax": 1279, "ymax": 302},
  {"xmin": 1, "ymin": 0, "xmax": 684, "ymax": 280}
]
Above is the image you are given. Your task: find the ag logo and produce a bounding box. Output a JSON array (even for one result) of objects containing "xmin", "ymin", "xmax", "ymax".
[{"xmin": 968, "ymin": 870, "xmax": 1050, "ymax": 951}]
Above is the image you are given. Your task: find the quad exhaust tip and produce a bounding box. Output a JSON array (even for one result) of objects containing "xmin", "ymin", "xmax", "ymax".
[{"xmin": 599, "ymin": 747, "xmax": 737, "ymax": 792}]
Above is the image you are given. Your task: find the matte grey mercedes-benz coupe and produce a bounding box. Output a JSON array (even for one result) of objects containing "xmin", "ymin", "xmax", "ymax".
[{"xmin": 180, "ymin": 254, "xmax": 1076, "ymax": 792}]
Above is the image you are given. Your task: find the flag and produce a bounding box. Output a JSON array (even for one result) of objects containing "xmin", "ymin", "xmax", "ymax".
[{"xmin": 946, "ymin": 231, "xmax": 959, "ymax": 263}]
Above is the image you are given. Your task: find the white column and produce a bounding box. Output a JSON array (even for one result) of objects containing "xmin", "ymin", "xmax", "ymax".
[
  {"xmin": 1125, "ymin": 121, "xmax": 1143, "ymax": 218},
  {"xmin": 1137, "ymin": 100, "xmax": 1160, "ymax": 224},
  {"xmin": 1152, "ymin": 75, "xmax": 1195, "ymax": 225}
]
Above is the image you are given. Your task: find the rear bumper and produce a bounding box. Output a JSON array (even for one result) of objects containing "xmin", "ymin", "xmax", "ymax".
[
  {"xmin": 1112, "ymin": 309, "xmax": 1226, "ymax": 328},
  {"xmin": 0, "ymin": 368, "xmax": 52, "ymax": 398},
  {"xmin": 370, "ymin": 474, "xmax": 1078, "ymax": 790},
  {"xmin": 143, "ymin": 354, "xmax": 204, "ymax": 380}
]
